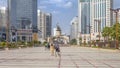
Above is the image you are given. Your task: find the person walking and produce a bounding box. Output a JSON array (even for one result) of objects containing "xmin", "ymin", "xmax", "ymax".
[
  {"xmin": 54, "ymin": 42, "xmax": 61, "ymax": 57},
  {"xmin": 45, "ymin": 42, "xmax": 50, "ymax": 50},
  {"xmin": 50, "ymin": 42, "xmax": 54, "ymax": 56}
]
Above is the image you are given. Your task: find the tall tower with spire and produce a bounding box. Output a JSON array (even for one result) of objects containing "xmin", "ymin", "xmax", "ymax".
[{"xmin": 53, "ymin": 23, "xmax": 61, "ymax": 37}]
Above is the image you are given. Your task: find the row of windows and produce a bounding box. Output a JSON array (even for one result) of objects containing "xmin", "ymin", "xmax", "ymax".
[
  {"xmin": 94, "ymin": 18, "xmax": 106, "ymax": 32},
  {"xmin": 80, "ymin": 0, "xmax": 106, "ymax": 3},
  {"xmin": 94, "ymin": 3, "xmax": 106, "ymax": 18},
  {"xmin": 94, "ymin": 0, "xmax": 106, "ymax": 2},
  {"xmin": 81, "ymin": 3, "xmax": 90, "ymax": 34}
]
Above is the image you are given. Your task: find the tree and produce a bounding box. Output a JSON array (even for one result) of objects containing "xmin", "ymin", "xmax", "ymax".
[
  {"xmin": 70, "ymin": 39, "xmax": 77, "ymax": 45},
  {"xmin": 102, "ymin": 27, "xmax": 111, "ymax": 42},
  {"xmin": 110, "ymin": 23, "xmax": 120, "ymax": 41}
]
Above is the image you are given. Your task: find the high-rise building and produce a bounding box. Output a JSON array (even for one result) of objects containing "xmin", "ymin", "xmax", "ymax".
[
  {"xmin": 0, "ymin": 7, "xmax": 7, "ymax": 41},
  {"xmin": 37, "ymin": 10, "xmax": 52, "ymax": 41},
  {"xmin": 8, "ymin": 0, "xmax": 37, "ymax": 42},
  {"xmin": 78, "ymin": 0, "xmax": 113, "ymax": 41},
  {"xmin": 70, "ymin": 16, "xmax": 78, "ymax": 40}
]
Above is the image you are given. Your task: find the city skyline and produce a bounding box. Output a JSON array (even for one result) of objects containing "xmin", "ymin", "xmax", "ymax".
[{"xmin": 0, "ymin": 0, "xmax": 120, "ymax": 35}]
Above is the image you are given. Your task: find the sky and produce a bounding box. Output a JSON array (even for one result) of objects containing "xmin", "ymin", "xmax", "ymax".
[
  {"xmin": 0, "ymin": 0, "xmax": 120, "ymax": 35},
  {"xmin": 38, "ymin": 0, "xmax": 77, "ymax": 35}
]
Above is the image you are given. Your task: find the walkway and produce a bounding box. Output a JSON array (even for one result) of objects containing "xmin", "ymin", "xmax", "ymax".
[{"xmin": 0, "ymin": 47, "xmax": 120, "ymax": 68}]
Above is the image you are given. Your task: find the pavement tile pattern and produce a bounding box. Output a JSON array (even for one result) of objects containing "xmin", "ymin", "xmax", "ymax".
[{"xmin": 0, "ymin": 47, "xmax": 120, "ymax": 68}]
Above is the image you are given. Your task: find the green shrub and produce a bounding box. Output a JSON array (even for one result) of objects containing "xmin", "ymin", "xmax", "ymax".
[
  {"xmin": 27, "ymin": 42, "xmax": 34, "ymax": 47},
  {"xmin": 7, "ymin": 42, "xmax": 17, "ymax": 48},
  {"xmin": 70, "ymin": 39, "xmax": 77, "ymax": 45},
  {"xmin": 43, "ymin": 41, "xmax": 47, "ymax": 46},
  {"xmin": 1, "ymin": 42, "xmax": 6, "ymax": 47}
]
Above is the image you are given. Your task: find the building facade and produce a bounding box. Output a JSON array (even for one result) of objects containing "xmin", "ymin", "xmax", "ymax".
[
  {"xmin": 78, "ymin": 0, "xmax": 113, "ymax": 42},
  {"xmin": 0, "ymin": 7, "xmax": 7, "ymax": 41},
  {"xmin": 52, "ymin": 24, "xmax": 69, "ymax": 44},
  {"xmin": 70, "ymin": 16, "xmax": 78, "ymax": 40},
  {"xmin": 37, "ymin": 10, "xmax": 52, "ymax": 41},
  {"xmin": 8, "ymin": 0, "xmax": 37, "ymax": 42},
  {"xmin": 53, "ymin": 24, "xmax": 61, "ymax": 37}
]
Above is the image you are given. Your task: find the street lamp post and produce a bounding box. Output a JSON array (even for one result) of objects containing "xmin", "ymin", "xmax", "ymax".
[
  {"xmin": 87, "ymin": 25, "xmax": 92, "ymax": 47},
  {"xmin": 94, "ymin": 19, "xmax": 101, "ymax": 47},
  {"xmin": 110, "ymin": 8, "xmax": 120, "ymax": 49},
  {"xmin": 5, "ymin": 2, "xmax": 9, "ymax": 50},
  {"xmin": 5, "ymin": 18, "xmax": 9, "ymax": 50},
  {"xmin": 79, "ymin": 32, "xmax": 82, "ymax": 46},
  {"xmin": 82, "ymin": 29, "xmax": 86, "ymax": 46}
]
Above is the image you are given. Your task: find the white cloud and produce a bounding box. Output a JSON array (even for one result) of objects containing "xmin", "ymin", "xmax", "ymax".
[
  {"xmin": 49, "ymin": 0, "xmax": 62, "ymax": 3},
  {"xmin": 52, "ymin": 11, "xmax": 59, "ymax": 14},
  {"xmin": 64, "ymin": 2, "xmax": 73, "ymax": 8},
  {"xmin": 40, "ymin": 0, "xmax": 62, "ymax": 4},
  {"xmin": 40, "ymin": 0, "xmax": 73, "ymax": 8},
  {"xmin": 38, "ymin": 6, "xmax": 47, "ymax": 9}
]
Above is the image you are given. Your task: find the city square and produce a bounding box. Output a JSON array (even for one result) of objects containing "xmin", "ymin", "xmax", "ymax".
[
  {"xmin": 0, "ymin": 0, "xmax": 120, "ymax": 68},
  {"xmin": 0, "ymin": 47, "xmax": 120, "ymax": 68}
]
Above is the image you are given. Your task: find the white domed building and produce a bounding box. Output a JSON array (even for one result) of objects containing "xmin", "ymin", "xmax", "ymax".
[
  {"xmin": 53, "ymin": 24, "xmax": 61, "ymax": 37},
  {"xmin": 50, "ymin": 23, "xmax": 70, "ymax": 44}
]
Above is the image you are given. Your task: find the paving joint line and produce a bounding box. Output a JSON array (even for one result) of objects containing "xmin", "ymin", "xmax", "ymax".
[
  {"xmin": 82, "ymin": 51, "xmax": 115, "ymax": 68},
  {"xmin": 80, "ymin": 56, "xmax": 98, "ymax": 68},
  {"xmin": 58, "ymin": 57, "xmax": 61, "ymax": 68},
  {"xmin": 68, "ymin": 55, "xmax": 79, "ymax": 68}
]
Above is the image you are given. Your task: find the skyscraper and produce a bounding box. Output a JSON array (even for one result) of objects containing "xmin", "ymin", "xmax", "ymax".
[
  {"xmin": 8, "ymin": 0, "xmax": 37, "ymax": 41},
  {"xmin": 0, "ymin": 7, "xmax": 7, "ymax": 41},
  {"xmin": 37, "ymin": 10, "xmax": 52, "ymax": 41},
  {"xmin": 70, "ymin": 16, "xmax": 78, "ymax": 40},
  {"xmin": 0, "ymin": 7, "xmax": 7, "ymax": 30},
  {"xmin": 78, "ymin": 0, "xmax": 113, "ymax": 40}
]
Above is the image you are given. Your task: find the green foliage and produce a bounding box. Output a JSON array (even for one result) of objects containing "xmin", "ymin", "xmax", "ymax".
[
  {"xmin": 70, "ymin": 39, "xmax": 77, "ymax": 45},
  {"xmin": 0, "ymin": 41, "xmax": 42, "ymax": 49},
  {"xmin": 102, "ymin": 23, "xmax": 120, "ymax": 41},
  {"xmin": 8, "ymin": 42, "xmax": 18, "ymax": 48},
  {"xmin": 0, "ymin": 42, "xmax": 6, "ymax": 47},
  {"xmin": 27, "ymin": 42, "xmax": 34, "ymax": 47},
  {"xmin": 43, "ymin": 41, "xmax": 47, "ymax": 45},
  {"xmin": 38, "ymin": 41, "xmax": 41, "ymax": 44},
  {"xmin": 110, "ymin": 23, "xmax": 120, "ymax": 41},
  {"xmin": 102, "ymin": 26, "xmax": 111, "ymax": 41}
]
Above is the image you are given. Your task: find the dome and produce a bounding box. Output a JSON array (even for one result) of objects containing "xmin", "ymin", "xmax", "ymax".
[{"xmin": 56, "ymin": 24, "xmax": 61, "ymax": 31}]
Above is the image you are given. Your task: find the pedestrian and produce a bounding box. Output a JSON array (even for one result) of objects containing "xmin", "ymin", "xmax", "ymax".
[
  {"xmin": 54, "ymin": 42, "xmax": 61, "ymax": 57},
  {"xmin": 47, "ymin": 42, "xmax": 50, "ymax": 50},
  {"xmin": 50, "ymin": 42, "xmax": 54, "ymax": 56},
  {"xmin": 45, "ymin": 42, "xmax": 48, "ymax": 50},
  {"xmin": 45, "ymin": 42, "xmax": 50, "ymax": 50}
]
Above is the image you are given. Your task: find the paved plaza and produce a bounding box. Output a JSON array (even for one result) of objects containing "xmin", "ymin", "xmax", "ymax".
[{"xmin": 0, "ymin": 47, "xmax": 120, "ymax": 68}]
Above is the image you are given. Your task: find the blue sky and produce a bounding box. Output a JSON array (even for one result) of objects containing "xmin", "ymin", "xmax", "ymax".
[
  {"xmin": 0, "ymin": 0, "xmax": 120, "ymax": 35},
  {"xmin": 38, "ymin": 0, "xmax": 78, "ymax": 35},
  {"xmin": 38, "ymin": 0, "xmax": 120, "ymax": 35}
]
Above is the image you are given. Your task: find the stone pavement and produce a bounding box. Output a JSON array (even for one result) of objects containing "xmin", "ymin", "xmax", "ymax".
[{"xmin": 0, "ymin": 47, "xmax": 120, "ymax": 68}]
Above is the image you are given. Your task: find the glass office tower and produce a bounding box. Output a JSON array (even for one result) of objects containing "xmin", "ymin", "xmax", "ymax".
[
  {"xmin": 8, "ymin": 0, "xmax": 37, "ymax": 41},
  {"xmin": 78, "ymin": 0, "xmax": 113, "ymax": 34},
  {"xmin": 8, "ymin": 0, "xmax": 37, "ymax": 28}
]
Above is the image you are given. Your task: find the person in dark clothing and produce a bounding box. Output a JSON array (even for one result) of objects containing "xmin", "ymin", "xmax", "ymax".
[{"xmin": 54, "ymin": 42, "xmax": 61, "ymax": 57}]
